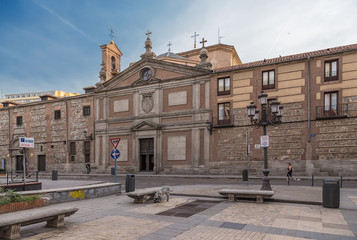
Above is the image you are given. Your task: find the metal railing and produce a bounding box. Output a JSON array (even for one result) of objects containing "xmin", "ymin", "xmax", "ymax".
[{"xmin": 316, "ymin": 104, "xmax": 348, "ymax": 119}]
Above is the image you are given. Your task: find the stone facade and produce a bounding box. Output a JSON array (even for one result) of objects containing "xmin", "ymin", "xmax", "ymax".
[{"xmin": 1, "ymin": 39, "xmax": 357, "ymax": 177}]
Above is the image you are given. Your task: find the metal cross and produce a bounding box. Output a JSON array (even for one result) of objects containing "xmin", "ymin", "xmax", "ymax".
[
  {"xmin": 167, "ymin": 41, "xmax": 172, "ymax": 52},
  {"xmin": 191, "ymin": 32, "xmax": 199, "ymax": 48},
  {"xmin": 108, "ymin": 27, "xmax": 115, "ymax": 40},
  {"xmin": 145, "ymin": 30, "xmax": 152, "ymax": 38},
  {"xmin": 200, "ymin": 38, "xmax": 207, "ymax": 48}
]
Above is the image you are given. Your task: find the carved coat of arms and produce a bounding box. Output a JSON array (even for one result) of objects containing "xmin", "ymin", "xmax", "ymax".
[{"xmin": 142, "ymin": 93, "xmax": 154, "ymax": 113}]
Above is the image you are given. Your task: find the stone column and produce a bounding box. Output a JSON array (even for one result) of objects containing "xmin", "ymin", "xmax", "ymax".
[
  {"xmin": 156, "ymin": 130, "xmax": 162, "ymax": 173},
  {"xmin": 133, "ymin": 91, "xmax": 139, "ymax": 117},
  {"xmin": 192, "ymin": 128, "xmax": 200, "ymax": 168},
  {"xmin": 205, "ymin": 81, "xmax": 210, "ymax": 109}
]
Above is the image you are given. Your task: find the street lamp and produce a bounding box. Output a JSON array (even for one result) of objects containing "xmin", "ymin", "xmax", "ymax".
[{"xmin": 246, "ymin": 91, "xmax": 283, "ymax": 191}]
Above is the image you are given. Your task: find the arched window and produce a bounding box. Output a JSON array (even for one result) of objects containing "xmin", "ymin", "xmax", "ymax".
[{"xmin": 111, "ymin": 56, "xmax": 116, "ymax": 70}]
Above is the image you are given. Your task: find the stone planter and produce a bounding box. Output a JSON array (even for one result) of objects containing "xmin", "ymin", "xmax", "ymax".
[{"xmin": 0, "ymin": 198, "xmax": 45, "ymax": 214}]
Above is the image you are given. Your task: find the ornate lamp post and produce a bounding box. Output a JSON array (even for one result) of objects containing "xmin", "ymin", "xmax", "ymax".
[{"xmin": 247, "ymin": 91, "xmax": 283, "ymax": 190}]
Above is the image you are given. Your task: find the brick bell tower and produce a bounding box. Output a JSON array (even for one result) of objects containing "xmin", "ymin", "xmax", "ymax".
[{"xmin": 99, "ymin": 40, "xmax": 123, "ymax": 82}]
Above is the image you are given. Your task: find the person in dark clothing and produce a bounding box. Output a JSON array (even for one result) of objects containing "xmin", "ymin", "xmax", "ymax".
[
  {"xmin": 286, "ymin": 163, "xmax": 296, "ymax": 181},
  {"xmin": 86, "ymin": 163, "xmax": 91, "ymax": 174}
]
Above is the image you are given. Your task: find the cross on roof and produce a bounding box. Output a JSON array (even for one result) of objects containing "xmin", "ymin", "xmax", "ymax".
[
  {"xmin": 145, "ymin": 30, "xmax": 152, "ymax": 38},
  {"xmin": 191, "ymin": 32, "xmax": 199, "ymax": 48},
  {"xmin": 167, "ymin": 41, "xmax": 172, "ymax": 52},
  {"xmin": 200, "ymin": 38, "xmax": 207, "ymax": 48},
  {"xmin": 108, "ymin": 27, "xmax": 115, "ymax": 40}
]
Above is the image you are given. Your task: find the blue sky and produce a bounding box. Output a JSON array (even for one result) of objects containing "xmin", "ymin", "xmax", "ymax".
[{"xmin": 0, "ymin": 0, "xmax": 356, "ymax": 96}]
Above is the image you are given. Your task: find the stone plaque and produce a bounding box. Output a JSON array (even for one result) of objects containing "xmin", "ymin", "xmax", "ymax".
[
  {"xmin": 114, "ymin": 99, "xmax": 129, "ymax": 112},
  {"xmin": 167, "ymin": 136, "xmax": 186, "ymax": 160},
  {"xmin": 168, "ymin": 91, "xmax": 187, "ymax": 106}
]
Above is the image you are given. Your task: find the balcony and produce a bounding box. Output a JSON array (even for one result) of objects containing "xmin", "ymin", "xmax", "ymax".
[{"xmin": 316, "ymin": 104, "xmax": 348, "ymax": 119}]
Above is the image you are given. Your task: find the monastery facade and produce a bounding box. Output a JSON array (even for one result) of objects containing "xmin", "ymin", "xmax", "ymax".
[{"xmin": 1, "ymin": 34, "xmax": 357, "ymax": 176}]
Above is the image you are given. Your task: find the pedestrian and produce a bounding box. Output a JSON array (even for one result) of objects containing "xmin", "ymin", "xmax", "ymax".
[
  {"xmin": 286, "ymin": 163, "xmax": 296, "ymax": 181},
  {"xmin": 86, "ymin": 163, "xmax": 91, "ymax": 174}
]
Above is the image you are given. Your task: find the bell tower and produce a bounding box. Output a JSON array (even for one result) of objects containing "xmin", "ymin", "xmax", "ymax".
[{"xmin": 99, "ymin": 40, "xmax": 122, "ymax": 82}]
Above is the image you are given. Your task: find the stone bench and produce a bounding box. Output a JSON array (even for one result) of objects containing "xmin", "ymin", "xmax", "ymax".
[
  {"xmin": 0, "ymin": 206, "xmax": 78, "ymax": 239},
  {"xmin": 127, "ymin": 187, "xmax": 162, "ymax": 203},
  {"xmin": 219, "ymin": 189, "xmax": 274, "ymax": 203}
]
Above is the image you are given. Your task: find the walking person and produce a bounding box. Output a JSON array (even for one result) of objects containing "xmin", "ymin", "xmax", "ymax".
[
  {"xmin": 86, "ymin": 163, "xmax": 91, "ymax": 174},
  {"xmin": 286, "ymin": 163, "xmax": 296, "ymax": 181}
]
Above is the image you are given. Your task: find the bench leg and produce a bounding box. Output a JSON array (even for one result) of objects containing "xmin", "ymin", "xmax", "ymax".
[
  {"xmin": 256, "ymin": 195, "xmax": 263, "ymax": 203},
  {"xmin": 46, "ymin": 214, "xmax": 65, "ymax": 227},
  {"xmin": 2, "ymin": 224, "xmax": 21, "ymax": 240},
  {"xmin": 134, "ymin": 195, "xmax": 148, "ymax": 203},
  {"xmin": 228, "ymin": 194, "xmax": 236, "ymax": 202}
]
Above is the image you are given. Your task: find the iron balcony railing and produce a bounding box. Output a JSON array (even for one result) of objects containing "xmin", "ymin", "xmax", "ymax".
[{"xmin": 316, "ymin": 104, "xmax": 348, "ymax": 119}]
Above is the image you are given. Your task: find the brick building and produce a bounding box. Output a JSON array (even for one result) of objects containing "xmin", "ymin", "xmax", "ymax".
[{"xmin": 0, "ymin": 34, "xmax": 356, "ymax": 176}]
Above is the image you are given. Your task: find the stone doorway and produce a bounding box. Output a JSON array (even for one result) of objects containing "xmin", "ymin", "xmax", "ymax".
[{"xmin": 139, "ymin": 138, "xmax": 154, "ymax": 171}]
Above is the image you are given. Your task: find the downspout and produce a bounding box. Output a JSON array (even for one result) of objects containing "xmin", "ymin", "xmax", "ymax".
[
  {"xmin": 307, "ymin": 56, "xmax": 311, "ymax": 143},
  {"xmin": 8, "ymin": 108, "xmax": 11, "ymax": 173},
  {"xmin": 92, "ymin": 94, "xmax": 95, "ymax": 167}
]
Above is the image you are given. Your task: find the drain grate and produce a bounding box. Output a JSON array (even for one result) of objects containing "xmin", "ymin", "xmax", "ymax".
[
  {"xmin": 220, "ymin": 222, "xmax": 246, "ymax": 230},
  {"xmin": 156, "ymin": 200, "xmax": 221, "ymax": 218}
]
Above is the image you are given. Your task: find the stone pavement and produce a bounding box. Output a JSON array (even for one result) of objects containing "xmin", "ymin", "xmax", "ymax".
[{"xmin": 4, "ymin": 178, "xmax": 356, "ymax": 240}]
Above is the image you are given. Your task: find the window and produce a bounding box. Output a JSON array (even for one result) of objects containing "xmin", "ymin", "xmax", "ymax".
[
  {"xmin": 218, "ymin": 77, "xmax": 230, "ymax": 95},
  {"xmin": 324, "ymin": 59, "xmax": 338, "ymax": 81},
  {"xmin": 69, "ymin": 142, "xmax": 76, "ymax": 155},
  {"xmin": 324, "ymin": 91, "xmax": 338, "ymax": 116},
  {"xmin": 16, "ymin": 116, "xmax": 22, "ymax": 126},
  {"xmin": 83, "ymin": 106, "xmax": 90, "ymax": 116},
  {"xmin": 54, "ymin": 110, "xmax": 61, "ymax": 119},
  {"xmin": 111, "ymin": 56, "xmax": 116, "ymax": 69},
  {"xmin": 262, "ymin": 70, "xmax": 275, "ymax": 89},
  {"xmin": 84, "ymin": 141, "xmax": 90, "ymax": 163},
  {"xmin": 218, "ymin": 102, "xmax": 231, "ymax": 125}
]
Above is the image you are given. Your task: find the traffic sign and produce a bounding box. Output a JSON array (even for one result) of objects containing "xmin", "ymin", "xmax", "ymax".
[
  {"xmin": 110, "ymin": 138, "xmax": 121, "ymax": 149},
  {"xmin": 19, "ymin": 137, "xmax": 34, "ymax": 148},
  {"xmin": 111, "ymin": 149, "xmax": 120, "ymax": 160}
]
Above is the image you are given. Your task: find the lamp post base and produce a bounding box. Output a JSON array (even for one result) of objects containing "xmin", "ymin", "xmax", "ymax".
[{"xmin": 261, "ymin": 169, "xmax": 272, "ymax": 191}]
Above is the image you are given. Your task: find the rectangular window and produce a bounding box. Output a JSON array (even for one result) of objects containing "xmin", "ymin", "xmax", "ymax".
[
  {"xmin": 69, "ymin": 141, "xmax": 76, "ymax": 155},
  {"xmin": 262, "ymin": 70, "xmax": 275, "ymax": 89},
  {"xmin": 218, "ymin": 102, "xmax": 231, "ymax": 125},
  {"xmin": 54, "ymin": 110, "xmax": 61, "ymax": 119},
  {"xmin": 217, "ymin": 77, "xmax": 230, "ymax": 95},
  {"xmin": 16, "ymin": 116, "xmax": 22, "ymax": 126},
  {"xmin": 324, "ymin": 91, "xmax": 338, "ymax": 116},
  {"xmin": 324, "ymin": 59, "xmax": 338, "ymax": 81},
  {"xmin": 83, "ymin": 106, "xmax": 90, "ymax": 116}
]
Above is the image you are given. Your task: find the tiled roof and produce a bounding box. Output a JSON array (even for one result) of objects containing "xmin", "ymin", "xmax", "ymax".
[{"xmin": 214, "ymin": 43, "xmax": 357, "ymax": 73}]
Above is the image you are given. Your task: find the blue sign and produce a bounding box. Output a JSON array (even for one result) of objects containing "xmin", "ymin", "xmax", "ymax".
[{"xmin": 111, "ymin": 149, "xmax": 120, "ymax": 160}]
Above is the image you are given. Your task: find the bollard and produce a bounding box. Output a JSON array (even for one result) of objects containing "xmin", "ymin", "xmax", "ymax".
[
  {"xmin": 340, "ymin": 176, "xmax": 343, "ymax": 189},
  {"xmin": 312, "ymin": 175, "xmax": 314, "ymax": 187}
]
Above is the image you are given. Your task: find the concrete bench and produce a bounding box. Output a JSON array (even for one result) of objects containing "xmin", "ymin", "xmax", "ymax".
[
  {"xmin": 219, "ymin": 189, "xmax": 274, "ymax": 203},
  {"xmin": 127, "ymin": 187, "xmax": 161, "ymax": 203},
  {"xmin": 0, "ymin": 206, "xmax": 78, "ymax": 239}
]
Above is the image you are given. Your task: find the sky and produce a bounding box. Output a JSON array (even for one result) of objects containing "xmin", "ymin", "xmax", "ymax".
[{"xmin": 0, "ymin": 0, "xmax": 356, "ymax": 96}]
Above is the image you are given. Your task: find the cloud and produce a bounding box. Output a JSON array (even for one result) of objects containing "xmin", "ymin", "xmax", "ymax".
[{"xmin": 32, "ymin": 0, "xmax": 99, "ymax": 45}]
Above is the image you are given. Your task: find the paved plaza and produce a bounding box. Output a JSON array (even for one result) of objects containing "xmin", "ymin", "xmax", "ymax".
[{"xmin": 1, "ymin": 176, "xmax": 357, "ymax": 239}]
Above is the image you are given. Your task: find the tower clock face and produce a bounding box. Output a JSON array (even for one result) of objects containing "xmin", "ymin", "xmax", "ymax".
[{"xmin": 142, "ymin": 68, "xmax": 152, "ymax": 80}]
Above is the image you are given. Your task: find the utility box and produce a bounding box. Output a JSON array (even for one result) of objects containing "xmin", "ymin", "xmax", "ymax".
[
  {"xmin": 125, "ymin": 174, "xmax": 135, "ymax": 193},
  {"xmin": 111, "ymin": 167, "xmax": 115, "ymax": 176},
  {"xmin": 323, "ymin": 179, "xmax": 340, "ymax": 208},
  {"xmin": 242, "ymin": 169, "xmax": 248, "ymax": 181},
  {"xmin": 52, "ymin": 170, "xmax": 58, "ymax": 181}
]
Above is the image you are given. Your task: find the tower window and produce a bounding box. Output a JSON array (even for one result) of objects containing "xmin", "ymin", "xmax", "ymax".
[{"xmin": 111, "ymin": 56, "xmax": 116, "ymax": 70}]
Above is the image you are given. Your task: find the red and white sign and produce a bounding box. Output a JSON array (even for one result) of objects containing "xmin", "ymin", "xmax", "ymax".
[{"xmin": 110, "ymin": 138, "xmax": 121, "ymax": 149}]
